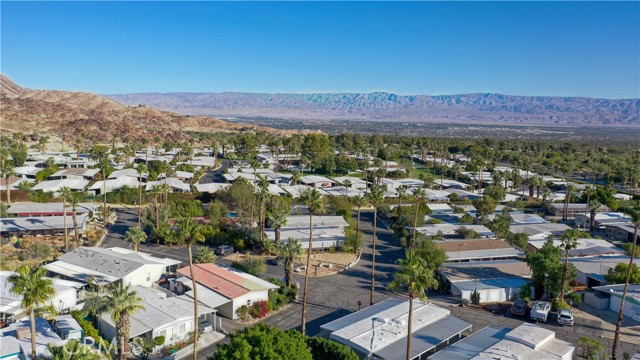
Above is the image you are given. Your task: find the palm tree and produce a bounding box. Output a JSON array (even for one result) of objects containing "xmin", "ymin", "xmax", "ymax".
[
  {"xmin": 171, "ymin": 217, "xmax": 205, "ymax": 360},
  {"xmin": 559, "ymin": 229, "xmax": 580, "ymax": 301},
  {"xmin": 267, "ymin": 198, "xmax": 289, "ymax": 245},
  {"xmin": 1, "ymin": 162, "xmax": 16, "ymax": 204},
  {"xmin": 291, "ymin": 170, "xmax": 302, "ymax": 186},
  {"xmin": 48, "ymin": 340, "xmax": 102, "ymax": 360},
  {"xmin": 387, "ymin": 250, "xmax": 438, "ymax": 360},
  {"xmin": 136, "ymin": 164, "xmax": 147, "ymax": 228},
  {"xmin": 68, "ymin": 191, "xmax": 86, "ymax": 244},
  {"xmin": 194, "ymin": 247, "xmax": 217, "ymax": 264},
  {"xmin": 60, "ymin": 187, "xmax": 72, "ymax": 252},
  {"xmin": 8, "ymin": 265, "xmax": 56, "ymax": 360},
  {"xmin": 352, "ymin": 195, "xmax": 368, "ymax": 255},
  {"xmin": 279, "ymin": 238, "xmax": 303, "ymax": 288},
  {"xmin": 367, "ymin": 185, "xmax": 385, "ymax": 305},
  {"xmin": 101, "ymin": 283, "xmax": 145, "ymax": 360},
  {"xmin": 343, "ymin": 179, "xmax": 352, "ymax": 197},
  {"xmin": 299, "ymin": 188, "xmax": 325, "ymax": 335},
  {"xmin": 588, "ymin": 199, "xmax": 602, "ymax": 231},
  {"xmin": 562, "ymin": 183, "xmax": 576, "ymax": 222},
  {"xmin": 125, "ymin": 227, "xmax": 147, "ymax": 251},
  {"xmin": 611, "ymin": 205, "xmax": 640, "ymax": 360},
  {"xmin": 256, "ymin": 179, "xmax": 270, "ymax": 246},
  {"xmin": 411, "ymin": 188, "xmax": 426, "ymax": 249}
]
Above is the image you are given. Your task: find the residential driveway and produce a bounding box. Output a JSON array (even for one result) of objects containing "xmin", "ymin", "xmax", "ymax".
[{"xmin": 198, "ymin": 160, "xmax": 229, "ymax": 184}]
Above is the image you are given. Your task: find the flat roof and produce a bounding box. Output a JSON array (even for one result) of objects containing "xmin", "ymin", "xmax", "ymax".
[
  {"xmin": 438, "ymin": 239, "xmax": 514, "ymax": 253},
  {"xmin": 322, "ymin": 298, "xmax": 470, "ymax": 358},
  {"xmin": 528, "ymin": 238, "xmax": 624, "ymax": 257},
  {"xmin": 439, "ymin": 260, "xmax": 532, "ymax": 282},
  {"xmin": 472, "ymin": 324, "xmax": 575, "ymax": 360},
  {"xmin": 7, "ymin": 202, "xmax": 96, "ymax": 214},
  {"xmin": 1, "ymin": 214, "xmax": 87, "ymax": 233},
  {"xmin": 280, "ymin": 215, "xmax": 349, "ymax": 229},
  {"xmin": 430, "ymin": 325, "xmax": 510, "ymax": 360},
  {"xmin": 570, "ymin": 256, "xmax": 640, "ymax": 282},
  {"xmin": 31, "ymin": 178, "xmax": 89, "ymax": 191},
  {"xmin": 445, "ymin": 248, "xmax": 524, "ymax": 262}
]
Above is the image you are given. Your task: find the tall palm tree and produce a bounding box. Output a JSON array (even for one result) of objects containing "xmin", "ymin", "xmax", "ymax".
[
  {"xmin": 102, "ymin": 283, "xmax": 145, "ymax": 360},
  {"xmin": 278, "ymin": 238, "xmax": 303, "ymax": 288},
  {"xmin": 588, "ymin": 199, "xmax": 602, "ymax": 231},
  {"xmin": 267, "ymin": 198, "xmax": 289, "ymax": 245},
  {"xmin": 171, "ymin": 217, "xmax": 205, "ymax": 360},
  {"xmin": 2, "ymin": 162, "xmax": 16, "ymax": 204},
  {"xmin": 136, "ymin": 164, "xmax": 147, "ymax": 228},
  {"xmin": 125, "ymin": 227, "xmax": 147, "ymax": 252},
  {"xmin": 387, "ymin": 250, "xmax": 438, "ymax": 360},
  {"xmin": 559, "ymin": 229, "xmax": 580, "ymax": 301},
  {"xmin": 367, "ymin": 185, "xmax": 385, "ymax": 305},
  {"xmin": 612, "ymin": 205, "xmax": 640, "ymax": 360},
  {"xmin": 256, "ymin": 179, "xmax": 270, "ymax": 246},
  {"xmin": 411, "ymin": 188, "xmax": 426, "ymax": 249},
  {"xmin": 581, "ymin": 185, "xmax": 594, "ymax": 230},
  {"xmin": 352, "ymin": 195, "xmax": 368, "ymax": 256},
  {"xmin": 343, "ymin": 179, "xmax": 352, "ymax": 197},
  {"xmin": 68, "ymin": 191, "xmax": 86, "ymax": 244},
  {"xmin": 299, "ymin": 188, "xmax": 325, "ymax": 335},
  {"xmin": 291, "ymin": 170, "xmax": 302, "ymax": 186},
  {"xmin": 562, "ymin": 183, "xmax": 576, "ymax": 221},
  {"xmin": 60, "ymin": 187, "xmax": 72, "ymax": 252},
  {"xmin": 8, "ymin": 265, "xmax": 55, "ymax": 360}
]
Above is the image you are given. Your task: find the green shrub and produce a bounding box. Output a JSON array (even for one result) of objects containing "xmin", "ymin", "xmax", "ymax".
[
  {"xmin": 552, "ymin": 299, "xmax": 570, "ymax": 311},
  {"xmin": 306, "ymin": 336, "xmax": 359, "ymax": 360},
  {"xmin": 568, "ymin": 292, "xmax": 583, "ymax": 305},
  {"xmin": 169, "ymin": 199, "xmax": 204, "ymax": 218},
  {"xmin": 519, "ymin": 283, "xmax": 532, "ymax": 302},
  {"xmin": 71, "ymin": 311, "xmax": 112, "ymax": 358},
  {"xmin": 231, "ymin": 255, "xmax": 266, "ymax": 276},
  {"xmin": 470, "ymin": 289, "xmax": 481, "ymax": 305},
  {"xmin": 236, "ymin": 305, "xmax": 250, "ymax": 322}
]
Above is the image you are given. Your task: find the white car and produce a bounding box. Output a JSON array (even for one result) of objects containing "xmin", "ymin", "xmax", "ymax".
[
  {"xmin": 530, "ymin": 301, "xmax": 551, "ymax": 323},
  {"xmin": 557, "ymin": 309, "xmax": 574, "ymax": 326}
]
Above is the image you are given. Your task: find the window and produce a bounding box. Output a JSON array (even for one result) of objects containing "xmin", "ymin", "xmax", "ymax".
[
  {"xmin": 146, "ymin": 272, "xmax": 151, "ymax": 281},
  {"xmin": 247, "ymin": 300, "xmax": 251, "ymax": 306},
  {"xmin": 179, "ymin": 323, "xmax": 186, "ymax": 334},
  {"xmin": 158, "ymin": 329, "xmax": 166, "ymax": 338}
]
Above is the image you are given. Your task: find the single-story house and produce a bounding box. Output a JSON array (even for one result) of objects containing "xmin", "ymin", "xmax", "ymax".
[
  {"xmin": 98, "ymin": 286, "xmax": 217, "ymax": 350},
  {"xmin": 174, "ymin": 263, "xmax": 278, "ymax": 320},
  {"xmin": 145, "ymin": 178, "xmax": 191, "ymax": 193},
  {"xmin": 0, "ymin": 214, "xmax": 88, "ymax": 237},
  {"xmin": 12, "ymin": 166, "xmax": 43, "ymax": 179},
  {"xmin": 222, "ymin": 172, "xmax": 260, "ymax": 183},
  {"xmin": 509, "ymin": 223, "xmax": 572, "ymax": 241},
  {"xmin": 603, "ymin": 224, "xmax": 640, "ymax": 243},
  {"xmin": 569, "ymin": 256, "xmax": 640, "ymax": 288},
  {"xmin": 31, "ymin": 179, "xmax": 89, "ymax": 193},
  {"xmin": 438, "ymin": 260, "xmax": 532, "ymax": 304},
  {"xmin": 0, "ymin": 317, "xmax": 68, "ymax": 360},
  {"xmin": 591, "ymin": 284, "xmax": 640, "ymax": 322},
  {"xmin": 438, "ymin": 239, "xmax": 524, "ymax": 263},
  {"xmin": 322, "ymin": 186, "xmax": 366, "ymax": 198},
  {"xmin": 548, "ymin": 203, "xmax": 610, "ymax": 218},
  {"xmin": 331, "ymin": 176, "xmax": 368, "ymax": 190},
  {"xmin": 108, "ymin": 168, "xmax": 146, "ymax": 180},
  {"xmin": 427, "ymin": 203, "xmax": 454, "ymax": 214},
  {"xmin": 413, "ymin": 224, "xmax": 496, "ymax": 239},
  {"xmin": 527, "ymin": 238, "xmax": 625, "ymax": 257},
  {"xmin": 89, "ymin": 177, "xmax": 140, "ymax": 195},
  {"xmin": 44, "ymin": 247, "xmax": 181, "ymax": 286},
  {"xmin": 1, "ymin": 272, "xmax": 84, "ymax": 324},
  {"xmin": 195, "ymin": 183, "xmax": 230, "ymax": 194},
  {"xmin": 280, "ymin": 185, "xmax": 329, "ymax": 198},
  {"xmin": 0, "ymin": 177, "xmax": 33, "ymax": 191},
  {"xmin": 430, "ymin": 324, "xmax": 575, "ymax": 360},
  {"xmin": 49, "ymin": 168, "xmax": 99, "ymax": 181},
  {"xmin": 300, "ymin": 175, "xmax": 336, "ymax": 188},
  {"xmin": 509, "ymin": 213, "xmax": 549, "ymax": 225},
  {"xmin": 320, "ymin": 298, "xmax": 472, "ymax": 360},
  {"xmin": 7, "ymin": 202, "xmax": 96, "ymax": 217}
]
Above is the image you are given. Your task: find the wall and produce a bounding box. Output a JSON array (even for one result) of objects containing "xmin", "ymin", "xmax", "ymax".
[
  {"xmin": 459, "ymin": 287, "xmax": 522, "ymax": 304},
  {"xmin": 608, "ymin": 294, "xmax": 640, "ymax": 322},
  {"xmin": 123, "ymin": 264, "xmax": 166, "ymax": 287},
  {"xmin": 227, "ymin": 291, "xmax": 270, "ymax": 320}
]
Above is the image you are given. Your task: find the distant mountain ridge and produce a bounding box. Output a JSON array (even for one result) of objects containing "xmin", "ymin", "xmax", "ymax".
[{"xmin": 107, "ymin": 91, "xmax": 640, "ymax": 127}]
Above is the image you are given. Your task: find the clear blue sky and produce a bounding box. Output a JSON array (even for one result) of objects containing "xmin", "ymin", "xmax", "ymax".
[{"xmin": 2, "ymin": 1, "xmax": 639, "ymax": 98}]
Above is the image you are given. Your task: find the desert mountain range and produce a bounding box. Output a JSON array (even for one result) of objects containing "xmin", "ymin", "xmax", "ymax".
[
  {"xmin": 108, "ymin": 91, "xmax": 640, "ymax": 127},
  {"xmin": 0, "ymin": 75, "xmax": 293, "ymax": 143}
]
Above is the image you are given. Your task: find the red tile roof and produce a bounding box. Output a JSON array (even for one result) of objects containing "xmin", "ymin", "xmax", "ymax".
[{"xmin": 177, "ymin": 263, "xmax": 251, "ymax": 299}]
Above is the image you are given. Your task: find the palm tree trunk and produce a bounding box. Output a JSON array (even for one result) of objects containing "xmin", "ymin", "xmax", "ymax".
[
  {"xmin": 188, "ymin": 245, "xmax": 200, "ymax": 360},
  {"xmin": 370, "ymin": 206, "xmax": 378, "ymax": 306},
  {"xmin": 275, "ymin": 227, "xmax": 281, "ymax": 245},
  {"xmin": 560, "ymin": 251, "xmax": 569, "ymax": 301},
  {"xmin": 6, "ymin": 175, "xmax": 10, "ymax": 204},
  {"xmin": 583, "ymin": 194, "xmax": 591, "ymax": 230},
  {"xmin": 412, "ymin": 202, "xmax": 419, "ymax": 249},
  {"xmin": 301, "ymin": 212, "xmax": 313, "ymax": 335},
  {"xmin": 356, "ymin": 207, "xmax": 362, "ymax": 255},
  {"xmin": 611, "ymin": 224, "xmax": 638, "ymax": 360},
  {"xmin": 103, "ymin": 172, "xmax": 108, "ymax": 224},
  {"xmin": 63, "ymin": 198, "xmax": 68, "ymax": 252},
  {"xmin": 406, "ymin": 294, "xmax": 414, "ymax": 360},
  {"xmin": 29, "ymin": 309, "xmax": 37, "ymax": 360},
  {"xmin": 117, "ymin": 317, "xmax": 130, "ymax": 360},
  {"xmin": 72, "ymin": 207, "xmax": 79, "ymax": 243},
  {"xmin": 138, "ymin": 182, "xmax": 143, "ymax": 228}
]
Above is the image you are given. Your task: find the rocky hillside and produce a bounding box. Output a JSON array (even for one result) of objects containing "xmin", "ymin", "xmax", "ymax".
[
  {"xmin": 107, "ymin": 91, "xmax": 640, "ymax": 127},
  {"xmin": 0, "ymin": 75, "xmax": 292, "ymax": 143}
]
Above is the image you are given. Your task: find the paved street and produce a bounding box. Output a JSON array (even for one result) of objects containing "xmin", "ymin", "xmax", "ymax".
[{"xmin": 102, "ymin": 203, "xmax": 640, "ymax": 359}]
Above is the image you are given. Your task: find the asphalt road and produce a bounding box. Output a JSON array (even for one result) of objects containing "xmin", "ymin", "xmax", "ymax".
[{"xmin": 102, "ymin": 209, "xmax": 640, "ymax": 359}]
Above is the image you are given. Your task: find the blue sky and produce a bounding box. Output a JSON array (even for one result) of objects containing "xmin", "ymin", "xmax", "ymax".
[{"xmin": 1, "ymin": 1, "xmax": 639, "ymax": 98}]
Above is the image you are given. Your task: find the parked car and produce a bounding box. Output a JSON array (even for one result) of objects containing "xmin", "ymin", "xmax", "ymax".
[
  {"xmin": 214, "ymin": 245, "xmax": 234, "ymax": 256},
  {"xmin": 530, "ymin": 301, "xmax": 551, "ymax": 323},
  {"xmin": 267, "ymin": 257, "xmax": 283, "ymax": 266},
  {"xmin": 510, "ymin": 299, "xmax": 528, "ymax": 316},
  {"xmin": 557, "ymin": 309, "xmax": 574, "ymax": 326},
  {"xmin": 199, "ymin": 320, "xmax": 213, "ymax": 333}
]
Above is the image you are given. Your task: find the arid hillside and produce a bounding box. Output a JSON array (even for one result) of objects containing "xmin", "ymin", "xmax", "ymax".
[{"xmin": 0, "ymin": 75, "xmax": 293, "ymax": 143}]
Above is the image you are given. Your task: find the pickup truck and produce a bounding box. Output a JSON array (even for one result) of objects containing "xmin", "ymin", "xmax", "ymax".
[{"xmin": 530, "ymin": 301, "xmax": 551, "ymax": 323}]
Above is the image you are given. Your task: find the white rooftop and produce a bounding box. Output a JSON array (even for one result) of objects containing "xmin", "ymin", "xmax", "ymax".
[
  {"xmin": 31, "ymin": 178, "xmax": 89, "ymax": 192},
  {"xmin": 280, "ymin": 215, "xmax": 349, "ymax": 229}
]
